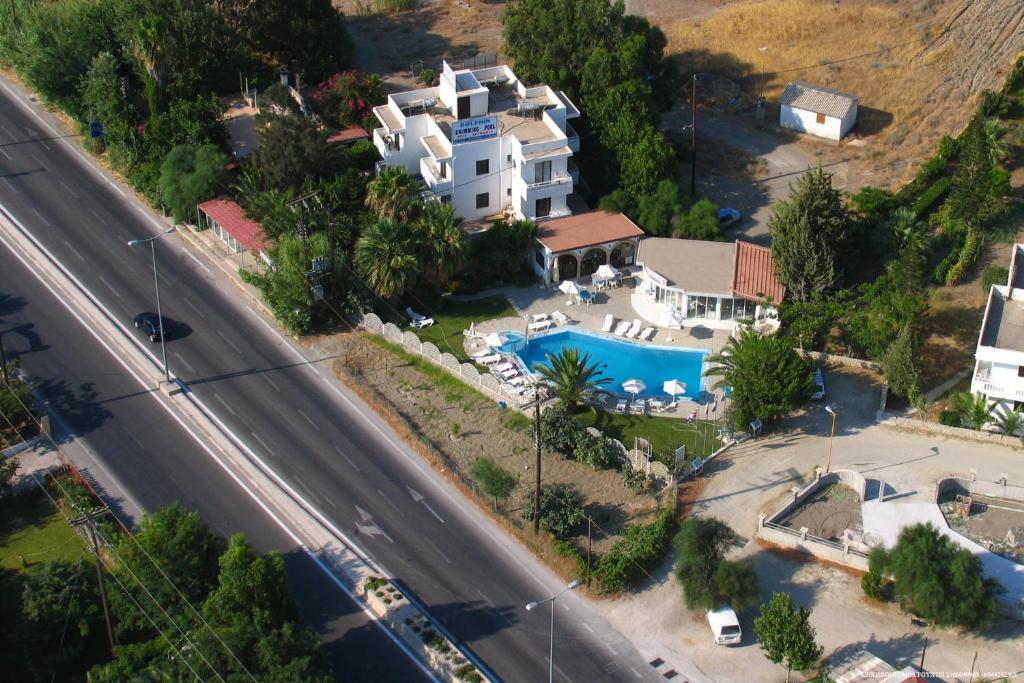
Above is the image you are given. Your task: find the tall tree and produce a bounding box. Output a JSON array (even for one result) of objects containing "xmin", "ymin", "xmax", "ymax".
[
  {"xmin": 945, "ymin": 115, "xmax": 998, "ymax": 227},
  {"xmin": 769, "ymin": 166, "xmax": 850, "ymax": 302},
  {"xmin": 674, "ymin": 517, "xmax": 759, "ymax": 612},
  {"xmin": 134, "ymin": 15, "xmax": 166, "ymax": 132},
  {"xmin": 882, "ymin": 324, "xmax": 922, "ymax": 405},
  {"xmin": 415, "ymin": 202, "xmax": 466, "ymax": 288},
  {"xmin": 754, "ymin": 592, "xmax": 823, "ymax": 683},
  {"xmin": 158, "ymin": 144, "xmax": 229, "ymax": 222},
  {"xmin": 532, "ymin": 347, "xmax": 612, "ymax": 409},
  {"xmin": 353, "ymin": 217, "xmax": 419, "ymax": 302},
  {"xmin": 703, "ymin": 329, "xmax": 815, "ymax": 430},
  {"xmin": 253, "ymin": 114, "xmax": 341, "ymax": 193},
  {"xmin": 365, "ymin": 167, "xmax": 419, "ymax": 220}
]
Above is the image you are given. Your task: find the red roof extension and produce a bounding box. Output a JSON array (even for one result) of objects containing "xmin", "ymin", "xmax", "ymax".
[
  {"xmin": 535, "ymin": 211, "xmax": 644, "ymax": 253},
  {"xmin": 197, "ymin": 199, "xmax": 270, "ymax": 253},
  {"xmin": 326, "ymin": 126, "xmax": 369, "ymax": 144},
  {"xmin": 732, "ymin": 241, "xmax": 786, "ymax": 303}
]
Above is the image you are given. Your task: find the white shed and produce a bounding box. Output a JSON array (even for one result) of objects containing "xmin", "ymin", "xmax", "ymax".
[{"xmin": 779, "ymin": 81, "xmax": 858, "ymax": 141}]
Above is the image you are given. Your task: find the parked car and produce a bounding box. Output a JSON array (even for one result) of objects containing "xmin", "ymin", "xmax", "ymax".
[
  {"xmin": 706, "ymin": 605, "xmax": 742, "ymax": 645},
  {"xmin": 718, "ymin": 207, "xmax": 741, "ymax": 228},
  {"xmin": 133, "ymin": 312, "xmax": 166, "ymax": 342}
]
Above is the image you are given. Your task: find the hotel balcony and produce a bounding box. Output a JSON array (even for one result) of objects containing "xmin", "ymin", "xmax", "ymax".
[
  {"xmin": 972, "ymin": 368, "xmax": 1024, "ymax": 402},
  {"xmin": 568, "ymin": 158, "xmax": 580, "ymax": 185},
  {"xmin": 373, "ymin": 127, "xmax": 401, "ymax": 160},
  {"xmin": 566, "ymin": 123, "xmax": 580, "ymax": 152},
  {"xmin": 419, "ymin": 157, "xmax": 452, "ymax": 194}
]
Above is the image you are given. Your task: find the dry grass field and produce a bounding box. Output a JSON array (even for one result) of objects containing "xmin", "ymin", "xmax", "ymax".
[{"xmin": 662, "ymin": 0, "xmax": 1024, "ymax": 186}]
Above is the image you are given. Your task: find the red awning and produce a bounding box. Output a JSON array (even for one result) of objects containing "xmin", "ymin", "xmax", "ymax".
[
  {"xmin": 326, "ymin": 126, "xmax": 369, "ymax": 144},
  {"xmin": 197, "ymin": 199, "xmax": 269, "ymax": 253}
]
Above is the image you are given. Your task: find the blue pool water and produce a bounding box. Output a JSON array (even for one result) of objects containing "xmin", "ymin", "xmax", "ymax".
[{"xmin": 515, "ymin": 330, "xmax": 707, "ymax": 399}]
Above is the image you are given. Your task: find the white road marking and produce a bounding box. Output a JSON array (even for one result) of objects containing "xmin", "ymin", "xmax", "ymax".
[
  {"xmin": 582, "ymin": 623, "xmax": 594, "ymax": 633},
  {"xmin": 332, "ymin": 444, "xmax": 360, "ymax": 472},
  {"xmin": 260, "ymin": 372, "xmax": 280, "ymax": 392},
  {"xmin": 186, "ymin": 251, "xmax": 210, "ymax": 273},
  {"xmin": 0, "ymin": 147, "xmax": 10, "ymax": 161},
  {"xmin": 425, "ymin": 537, "xmax": 452, "ymax": 564},
  {"xmin": 182, "ymin": 296, "xmax": 206, "ymax": 319},
  {"xmin": 30, "ymin": 207, "xmax": 51, "ymax": 226},
  {"xmin": 297, "ymin": 408, "xmax": 320, "ymax": 431},
  {"xmin": 0, "ymin": 124, "xmax": 11, "ymax": 138},
  {"xmin": 250, "ymin": 431, "xmax": 274, "ymax": 457},
  {"xmin": 122, "ymin": 426, "xmax": 145, "ymax": 450},
  {"xmin": 97, "ymin": 275, "xmax": 120, "ymax": 297},
  {"xmin": 477, "ymin": 590, "xmax": 514, "ymax": 627},
  {"xmin": 292, "ymin": 474, "xmax": 321, "ymax": 502},
  {"xmin": 172, "ymin": 352, "xmax": 196, "ymax": 376},
  {"xmin": 57, "ymin": 181, "xmax": 78, "ymax": 198},
  {"xmin": 62, "ymin": 240, "xmax": 85, "ymax": 261},
  {"xmin": 216, "ymin": 330, "xmax": 241, "ymax": 354},
  {"xmin": 30, "ymin": 152, "xmax": 44, "ymax": 166},
  {"xmin": 603, "ymin": 643, "xmax": 618, "ymax": 656},
  {"xmin": 376, "ymin": 488, "xmax": 405, "ymax": 517},
  {"xmin": 87, "ymin": 206, "xmax": 102, "ymax": 220},
  {"xmin": 1, "ymin": 177, "xmax": 19, "ymax": 194},
  {"xmin": 40, "ymin": 140, "xmax": 51, "ymax": 151},
  {"xmin": 407, "ymin": 486, "xmax": 445, "ymax": 524},
  {"xmin": 213, "ymin": 392, "xmax": 236, "ymax": 415}
]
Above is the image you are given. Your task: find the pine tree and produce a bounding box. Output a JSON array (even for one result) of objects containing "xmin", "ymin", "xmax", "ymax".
[{"xmin": 882, "ymin": 324, "xmax": 922, "ymax": 404}]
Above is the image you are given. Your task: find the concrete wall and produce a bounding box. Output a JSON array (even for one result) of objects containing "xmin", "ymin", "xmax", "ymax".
[
  {"xmin": 796, "ymin": 349, "xmax": 881, "ymax": 371},
  {"xmin": 764, "ymin": 469, "xmax": 868, "ymax": 524},
  {"xmin": 879, "ymin": 415, "xmax": 1024, "ymax": 450},
  {"xmin": 780, "ymin": 105, "xmax": 843, "ymax": 141},
  {"xmin": 757, "ymin": 524, "xmax": 871, "ymax": 571},
  {"xmin": 450, "ymin": 136, "xmax": 504, "ymax": 221}
]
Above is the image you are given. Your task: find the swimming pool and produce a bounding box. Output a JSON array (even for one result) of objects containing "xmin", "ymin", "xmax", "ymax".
[{"xmin": 515, "ymin": 330, "xmax": 707, "ymax": 399}]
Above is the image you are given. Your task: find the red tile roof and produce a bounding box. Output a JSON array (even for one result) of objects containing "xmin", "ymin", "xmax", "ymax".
[
  {"xmin": 326, "ymin": 126, "xmax": 369, "ymax": 144},
  {"xmin": 197, "ymin": 199, "xmax": 270, "ymax": 253},
  {"xmin": 731, "ymin": 240, "xmax": 786, "ymax": 303},
  {"xmin": 535, "ymin": 211, "xmax": 644, "ymax": 253}
]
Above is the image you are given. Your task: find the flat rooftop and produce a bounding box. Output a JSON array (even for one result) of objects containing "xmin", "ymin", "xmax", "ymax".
[
  {"xmin": 434, "ymin": 84, "xmax": 558, "ymax": 145},
  {"xmin": 638, "ymin": 238, "xmax": 735, "ymax": 294},
  {"xmin": 981, "ymin": 290, "xmax": 1024, "ymax": 349}
]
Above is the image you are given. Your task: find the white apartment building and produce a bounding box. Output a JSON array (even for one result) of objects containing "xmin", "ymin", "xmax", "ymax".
[
  {"xmin": 972, "ymin": 243, "xmax": 1024, "ymax": 417},
  {"xmin": 371, "ymin": 61, "xmax": 581, "ymax": 223}
]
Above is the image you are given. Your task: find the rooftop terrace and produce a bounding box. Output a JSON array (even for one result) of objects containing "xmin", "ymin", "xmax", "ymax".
[
  {"xmin": 433, "ymin": 83, "xmax": 559, "ymax": 145},
  {"xmin": 980, "ymin": 288, "xmax": 1024, "ymax": 350}
]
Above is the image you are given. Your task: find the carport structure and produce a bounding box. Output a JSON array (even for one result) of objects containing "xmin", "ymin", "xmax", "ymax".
[{"xmin": 196, "ymin": 198, "xmax": 272, "ymax": 268}]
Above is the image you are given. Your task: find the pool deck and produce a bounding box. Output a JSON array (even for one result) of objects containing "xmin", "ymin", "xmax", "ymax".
[{"xmin": 461, "ymin": 276, "xmax": 733, "ymax": 417}]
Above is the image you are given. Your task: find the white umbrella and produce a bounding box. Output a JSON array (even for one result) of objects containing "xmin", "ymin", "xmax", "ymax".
[
  {"xmin": 596, "ymin": 264, "xmax": 618, "ymax": 280},
  {"xmin": 622, "ymin": 379, "xmax": 647, "ymax": 396},
  {"xmin": 663, "ymin": 379, "xmax": 687, "ymax": 401},
  {"xmin": 484, "ymin": 332, "xmax": 507, "ymax": 348},
  {"xmin": 558, "ymin": 280, "xmax": 580, "ymax": 296}
]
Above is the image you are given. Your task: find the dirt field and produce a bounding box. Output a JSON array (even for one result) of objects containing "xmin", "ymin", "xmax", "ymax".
[
  {"xmin": 779, "ymin": 483, "xmax": 863, "ymax": 542},
  {"xmin": 941, "ymin": 491, "xmax": 1024, "ymax": 559},
  {"xmin": 318, "ymin": 331, "xmax": 666, "ymax": 554}
]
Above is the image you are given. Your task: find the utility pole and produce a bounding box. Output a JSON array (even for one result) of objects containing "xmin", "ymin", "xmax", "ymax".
[
  {"xmin": 70, "ymin": 509, "xmax": 116, "ymax": 655},
  {"xmin": 533, "ymin": 396, "xmax": 542, "ymax": 533},
  {"xmin": 586, "ymin": 516, "xmax": 592, "ymax": 583},
  {"xmin": 689, "ymin": 74, "xmax": 697, "ymax": 197},
  {"xmin": 919, "ymin": 636, "xmax": 927, "ymax": 671},
  {"xmin": 0, "ymin": 333, "xmax": 8, "ymax": 383},
  {"xmin": 9, "ymin": 0, "xmax": 17, "ymax": 30}
]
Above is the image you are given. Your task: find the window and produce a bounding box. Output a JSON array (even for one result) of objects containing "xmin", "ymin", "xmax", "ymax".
[
  {"xmin": 535, "ymin": 197, "xmax": 551, "ymax": 218},
  {"xmin": 720, "ymin": 298, "xmax": 734, "ymax": 321},
  {"xmin": 535, "ymin": 250, "xmax": 544, "ymax": 269},
  {"xmin": 815, "ymin": 112, "xmax": 826, "ymax": 125},
  {"xmin": 438, "ymin": 161, "xmax": 447, "ymax": 179},
  {"xmin": 507, "ymin": 187, "xmax": 512, "ymax": 197},
  {"xmin": 475, "ymin": 192, "xmax": 489, "ymax": 209},
  {"xmin": 535, "ymin": 160, "xmax": 552, "ymax": 183},
  {"xmin": 440, "ymin": 194, "xmax": 452, "ymax": 204},
  {"xmin": 457, "ymin": 96, "xmax": 470, "ymax": 119},
  {"xmin": 476, "ymin": 159, "xmax": 489, "ymax": 176}
]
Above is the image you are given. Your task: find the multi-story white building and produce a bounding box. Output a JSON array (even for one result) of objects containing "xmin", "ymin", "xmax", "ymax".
[
  {"xmin": 972, "ymin": 243, "xmax": 1024, "ymax": 417},
  {"xmin": 371, "ymin": 61, "xmax": 581, "ymax": 223}
]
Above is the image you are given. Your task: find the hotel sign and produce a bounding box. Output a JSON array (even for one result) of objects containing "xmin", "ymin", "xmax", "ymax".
[
  {"xmin": 646, "ymin": 267, "xmax": 668, "ymax": 288},
  {"xmin": 452, "ymin": 116, "xmax": 498, "ymax": 144}
]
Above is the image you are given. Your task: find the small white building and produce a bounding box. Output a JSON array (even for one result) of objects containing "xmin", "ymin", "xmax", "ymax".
[
  {"xmin": 971, "ymin": 244, "xmax": 1024, "ymax": 418},
  {"xmin": 532, "ymin": 211, "xmax": 644, "ymax": 285},
  {"xmin": 779, "ymin": 81, "xmax": 858, "ymax": 141},
  {"xmin": 372, "ymin": 60, "xmax": 580, "ymax": 223}
]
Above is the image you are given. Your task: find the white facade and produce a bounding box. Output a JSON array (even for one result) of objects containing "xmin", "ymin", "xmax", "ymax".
[
  {"xmin": 372, "ymin": 61, "xmax": 580, "ymax": 223},
  {"xmin": 972, "ymin": 245, "xmax": 1024, "ymax": 417},
  {"xmin": 779, "ymin": 103, "xmax": 857, "ymax": 141}
]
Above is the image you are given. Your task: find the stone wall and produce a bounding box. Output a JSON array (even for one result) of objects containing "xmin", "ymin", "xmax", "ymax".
[{"xmin": 880, "ymin": 415, "xmax": 1024, "ymax": 450}]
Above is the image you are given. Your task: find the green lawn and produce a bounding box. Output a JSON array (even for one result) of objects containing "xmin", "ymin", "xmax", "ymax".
[
  {"xmin": 577, "ymin": 411, "xmax": 721, "ymax": 464},
  {"xmin": 408, "ymin": 295, "xmax": 518, "ymax": 362},
  {"xmin": 0, "ymin": 491, "xmax": 87, "ymax": 571}
]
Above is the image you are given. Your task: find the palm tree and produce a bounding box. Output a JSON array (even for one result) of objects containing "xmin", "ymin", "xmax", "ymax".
[
  {"xmin": 982, "ymin": 118, "xmax": 1009, "ymax": 165},
  {"xmin": 951, "ymin": 391, "xmax": 995, "ymax": 431},
  {"xmin": 416, "ymin": 202, "xmax": 466, "ymax": 287},
  {"xmin": 135, "ymin": 16, "xmax": 166, "ymax": 129},
  {"xmin": 365, "ymin": 167, "xmax": 419, "ymax": 220},
  {"xmin": 532, "ymin": 347, "xmax": 611, "ymax": 409},
  {"xmin": 993, "ymin": 407, "xmax": 1024, "ymax": 436},
  {"xmin": 354, "ymin": 217, "xmax": 420, "ymax": 302},
  {"xmin": 887, "ymin": 207, "xmax": 921, "ymax": 250}
]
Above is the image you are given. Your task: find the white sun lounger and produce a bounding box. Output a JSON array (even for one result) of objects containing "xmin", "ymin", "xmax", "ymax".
[
  {"xmin": 614, "ymin": 320, "xmax": 631, "ymax": 336},
  {"xmin": 530, "ymin": 313, "xmax": 550, "ymax": 322},
  {"xmin": 505, "ymin": 375, "xmax": 527, "ymax": 387},
  {"xmin": 528, "ymin": 319, "xmax": 553, "ymax": 332},
  {"xmin": 625, "ymin": 319, "xmax": 642, "ymax": 338},
  {"xmin": 410, "ymin": 317, "xmax": 434, "ymax": 329},
  {"xmin": 638, "ymin": 327, "xmax": 655, "ymax": 341},
  {"xmin": 406, "ymin": 307, "xmax": 428, "ymax": 322},
  {"xmin": 497, "ymin": 368, "xmax": 520, "ymax": 380},
  {"xmin": 552, "ymin": 311, "xmax": 574, "ymax": 325},
  {"xmin": 494, "ymin": 361, "xmax": 516, "ymax": 371},
  {"xmin": 601, "ymin": 314, "xmax": 615, "ymax": 332},
  {"xmin": 470, "ymin": 349, "xmax": 493, "ymax": 359},
  {"xmin": 476, "ymin": 354, "xmax": 502, "ymax": 365},
  {"xmin": 615, "ymin": 398, "xmax": 628, "ymax": 414}
]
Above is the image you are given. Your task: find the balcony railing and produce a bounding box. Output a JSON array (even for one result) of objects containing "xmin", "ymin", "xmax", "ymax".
[
  {"xmin": 531, "ymin": 207, "xmax": 572, "ymax": 222},
  {"xmin": 566, "ymin": 123, "xmax": 580, "ymax": 152},
  {"xmin": 526, "ymin": 174, "xmax": 572, "ymax": 189},
  {"xmin": 419, "ymin": 157, "xmax": 451, "ymax": 190},
  {"xmin": 975, "ymin": 376, "xmax": 1024, "ymax": 401}
]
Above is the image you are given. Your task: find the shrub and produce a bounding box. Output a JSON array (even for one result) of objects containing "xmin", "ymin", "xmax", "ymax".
[
  {"xmin": 918, "ymin": 156, "xmax": 946, "ymax": 182},
  {"xmin": 944, "ymin": 228, "xmax": 984, "ymax": 286},
  {"xmin": 910, "ymin": 176, "xmax": 950, "ymax": 217},
  {"xmin": 621, "ymin": 465, "xmax": 648, "ymax": 493},
  {"xmin": 861, "ymin": 571, "xmax": 893, "ymax": 602},
  {"xmin": 469, "ymin": 457, "xmax": 517, "ymax": 506},
  {"xmin": 574, "ymin": 432, "xmax": 623, "ymax": 470},
  {"xmin": 540, "ymin": 403, "xmax": 585, "ymax": 455},
  {"xmin": 987, "ymin": 167, "xmax": 1012, "ymax": 198},
  {"xmin": 937, "ymin": 134, "xmax": 959, "ymax": 161},
  {"xmin": 981, "ymin": 266, "xmax": 1009, "ymax": 293},
  {"xmin": 520, "ymin": 484, "xmax": 585, "ymax": 538},
  {"xmin": 674, "ymin": 517, "xmax": 759, "ymax": 611},
  {"xmin": 979, "ymin": 89, "xmax": 1010, "ymax": 118},
  {"xmin": 939, "ymin": 411, "xmax": 962, "ymax": 428},
  {"xmin": 346, "ymin": 139, "xmax": 379, "ymax": 170},
  {"xmin": 593, "ymin": 510, "xmax": 675, "ymax": 593},
  {"xmin": 420, "ymin": 68, "xmax": 436, "ymax": 86}
]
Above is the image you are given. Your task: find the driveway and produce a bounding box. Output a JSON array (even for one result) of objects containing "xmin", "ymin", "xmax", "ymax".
[
  {"xmin": 593, "ymin": 364, "xmax": 1024, "ymax": 681},
  {"xmin": 661, "ymin": 108, "xmax": 853, "ymax": 245}
]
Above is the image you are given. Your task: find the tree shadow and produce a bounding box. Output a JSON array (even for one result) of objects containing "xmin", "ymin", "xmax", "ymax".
[
  {"xmin": 0, "ymin": 293, "xmax": 27, "ymax": 317},
  {"xmin": 586, "ymin": 501, "xmax": 628, "ymax": 534},
  {"xmin": 825, "ymin": 631, "xmax": 927, "ymax": 674},
  {"xmin": 32, "ymin": 378, "xmax": 112, "ymax": 443}
]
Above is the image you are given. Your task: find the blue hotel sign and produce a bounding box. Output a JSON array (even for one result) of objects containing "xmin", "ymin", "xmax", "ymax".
[{"xmin": 452, "ymin": 116, "xmax": 498, "ymax": 144}]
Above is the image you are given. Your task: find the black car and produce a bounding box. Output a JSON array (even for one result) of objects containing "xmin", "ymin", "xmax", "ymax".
[{"xmin": 133, "ymin": 312, "xmax": 166, "ymax": 342}]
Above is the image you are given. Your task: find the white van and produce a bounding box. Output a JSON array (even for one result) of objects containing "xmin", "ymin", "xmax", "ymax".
[{"xmin": 706, "ymin": 605, "xmax": 742, "ymax": 645}]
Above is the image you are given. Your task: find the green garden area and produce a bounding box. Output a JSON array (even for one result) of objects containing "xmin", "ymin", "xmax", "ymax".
[
  {"xmin": 0, "ymin": 491, "xmax": 87, "ymax": 570},
  {"xmin": 578, "ymin": 411, "xmax": 720, "ymax": 463},
  {"xmin": 411, "ymin": 296, "xmax": 518, "ymax": 362}
]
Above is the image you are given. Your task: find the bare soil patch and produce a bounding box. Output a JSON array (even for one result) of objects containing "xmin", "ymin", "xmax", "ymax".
[
  {"xmin": 779, "ymin": 483, "xmax": 862, "ymax": 543},
  {"xmin": 316, "ymin": 331, "xmax": 667, "ymax": 556},
  {"xmin": 940, "ymin": 492, "xmax": 1024, "ymax": 563}
]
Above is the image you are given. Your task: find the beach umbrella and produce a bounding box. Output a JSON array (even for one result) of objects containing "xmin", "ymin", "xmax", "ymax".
[
  {"xmin": 595, "ymin": 264, "xmax": 618, "ymax": 280},
  {"xmin": 558, "ymin": 280, "xmax": 580, "ymax": 296},
  {"xmin": 663, "ymin": 379, "xmax": 687, "ymax": 401},
  {"xmin": 484, "ymin": 332, "xmax": 507, "ymax": 348},
  {"xmin": 622, "ymin": 379, "xmax": 646, "ymax": 396}
]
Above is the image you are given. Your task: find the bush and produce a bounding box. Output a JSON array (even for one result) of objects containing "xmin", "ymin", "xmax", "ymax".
[
  {"xmin": 987, "ymin": 167, "xmax": 1012, "ymax": 198},
  {"xmin": 346, "ymin": 139, "xmax": 379, "ymax": 170},
  {"xmin": 937, "ymin": 134, "xmax": 959, "ymax": 161},
  {"xmin": 979, "ymin": 89, "xmax": 1010, "ymax": 118},
  {"xmin": 861, "ymin": 571, "xmax": 893, "ymax": 602},
  {"xmin": 573, "ymin": 432, "xmax": 623, "ymax": 470},
  {"xmin": 939, "ymin": 410, "xmax": 962, "ymax": 427},
  {"xmin": 944, "ymin": 228, "xmax": 984, "ymax": 286},
  {"xmin": 674, "ymin": 517, "xmax": 759, "ymax": 611},
  {"xmin": 673, "ymin": 198, "xmax": 721, "ymax": 241},
  {"xmin": 520, "ymin": 484, "xmax": 585, "ymax": 538},
  {"xmin": 420, "ymin": 68, "xmax": 436, "ymax": 86},
  {"xmin": 469, "ymin": 457, "xmax": 517, "ymax": 505},
  {"xmin": 621, "ymin": 465, "xmax": 648, "ymax": 493},
  {"xmin": 593, "ymin": 510, "xmax": 675, "ymax": 593},
  {"xmin": 911, "ymin": 176, "xmax": 950, "ymax": 217},
  {"xmin": 981, "ymin": 266, "xmax": 1009, "ymax": 293},
  {"xmin": 540, "ymin": 403, "xmax": 584, "ymax": 455},
  {"xmin": 918, "ymin": 156, "xmax": 947, "ymax": 182}
]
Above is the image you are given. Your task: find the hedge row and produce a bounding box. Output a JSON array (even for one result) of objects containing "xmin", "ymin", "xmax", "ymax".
[
  {"xmin": 944, "ymin": 228, "xmax": 984, "ymax": 286},
  {"xmin": 592, "ymin": 509, "xmax": 675, "ymax": 593},
  {"xmin": 911, "ymin": 176, "xmax": 951, "ymax": 217}
]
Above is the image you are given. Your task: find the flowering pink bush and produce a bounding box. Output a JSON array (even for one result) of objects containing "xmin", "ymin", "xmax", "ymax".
[{"xmin": 312, "ymin": 71, "xmax": 382, "ymax": 127}]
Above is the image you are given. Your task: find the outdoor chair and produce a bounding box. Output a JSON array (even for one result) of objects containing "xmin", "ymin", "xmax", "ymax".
[
  {"xmin": 410, "ymin": 316, "xmax": 434, "ymax": 329},
  {"xmin": 630, "ymin": 399, "xmax": 648, "ymax": 415},
  {"xmin": 615, "ymin": 398, "xmax": 628, "ymax": 414},
  {"xmin": 406, "ymin": 307, "xmax": 429, "ymax": 322},
  {"xmin": 625, "ymin": 319, "xmax": 642, "ymax": 338},
  {"xmin": 552, "ymin": 311, "xmax": 574, "ymax": 325},
  {"xmin": 528, "ymin": 319, "xmax": 553, "ymax": 332},
  {"xmin": 476, "ymin": 354, "xmax": 502, "ymax": 365},
  {"xmin": 649, "ymin": 398, "xmax": 671, "ymax": 413},
  {"xmin": 638, "ymin": 327, "xmax": 655, "ymax": 341},
  {"xmin": 497, "ymin": 368, "xmax": 519, "ymax": 380},
  {"xmin": 614, "ymin": 320, "xmax": 631, "ymax": 336},
  {"xmin": 750, "ymin": 418, "xmax": 763, "ymax": 436},
  {"xmin": 601, "ymin": 314, "xmax": 615, "ymax": 332}
]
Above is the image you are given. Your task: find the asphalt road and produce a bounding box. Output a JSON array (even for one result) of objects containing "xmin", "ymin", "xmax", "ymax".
[
  {"xmin": 0, "ymin": 79, "xmax": 662, "ymax": 681},
  {"xmin": 0, "ymin": 220, "xmax": 429, "ymax": 682}
]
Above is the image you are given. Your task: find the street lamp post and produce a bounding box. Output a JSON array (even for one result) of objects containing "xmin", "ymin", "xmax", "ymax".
[
  {"xmin": 824, "ymin": 404, "xmax": 838, "ymax": 473},
  {"xmin": 525, "ymin": 580, "xmax": 580, "ymax": 683},
  {"xmin": 527, "ymin": 376, "xmax": 548, "ymax": 533},
  {"xmin": 128, "ymin": 227, "xmax": 175, "ymax": 384}
]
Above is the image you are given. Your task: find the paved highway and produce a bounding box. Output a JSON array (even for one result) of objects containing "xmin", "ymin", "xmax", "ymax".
[
  {"xmin": 0, "ymin": 219, "xmax": 431, "ymax": 682},
  {"xmin": 0, "ymin": 77, "xmax": 665, "ymax": 682}
]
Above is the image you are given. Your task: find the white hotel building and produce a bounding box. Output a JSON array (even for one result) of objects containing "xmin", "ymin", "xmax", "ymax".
[
  {"xmin": 972, "ymin": 243, "xmax": 1024, "ymax": 418},
  {"xmin": 371, "ymin": 61, "xmax": 581, "ymax": 223}
]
